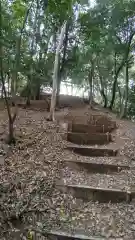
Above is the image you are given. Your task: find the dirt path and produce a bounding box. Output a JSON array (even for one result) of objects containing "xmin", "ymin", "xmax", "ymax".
[{"xmin": 0, "ymin": 105, "xmax": 135, "ymax": 239}]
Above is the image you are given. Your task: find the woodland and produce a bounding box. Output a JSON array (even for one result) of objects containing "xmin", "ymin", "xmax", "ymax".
[
  {"xmin": 1, "ymin": 1, "xmax": 135, "ymax": 239},
  {"xmin": 0, "ymin": 0, "xmax": 135, "ymax": 142}
]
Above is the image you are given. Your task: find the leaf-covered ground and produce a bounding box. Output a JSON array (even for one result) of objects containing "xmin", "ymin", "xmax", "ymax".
[{"xmin": 0, "ymin": 106, "xmax": 135, "ymax": 239}]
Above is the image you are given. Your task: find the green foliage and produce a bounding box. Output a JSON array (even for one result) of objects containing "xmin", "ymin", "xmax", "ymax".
[{"xmin": 0, "ymin": 0, "xmax": 135, "ymax": 118}]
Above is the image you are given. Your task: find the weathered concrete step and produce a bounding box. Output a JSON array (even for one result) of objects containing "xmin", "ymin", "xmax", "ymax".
[
  {"xmin": 62, "ymin": 167, "xmax": 131, "ymax": 194},
  {"xmin": 65, "ymin": 159, "xmax": 130, "ymax": 174},
  {"xmin": 67, "ymin": 132, "xmax": 112, "ymax": 145},
  {"xmin": 89, "ymin": 120, "xmax": 117, "ymax": 129},
  {"xmin": 68, "ymin": 123, "xmax": 113, "ymax": 134},
  {"xmin": 88, "ymin": 115, "xmax": 117, "ymax": 128},
  {"xmin": 46, "ymin": 230, "xmax": 105, "ymax": 240},
  {"xmin": 65, "ymin": 154, "xmax": 130, "ymax": 166},
  {"xmin": 57, "ymin": 184, "xmax": 132, "ymax": 203},
  {"xmin": 66, "ymin": 114, "xmax": 117, "ymax": 130},
  {"xmin": 42, "ymin": 204, "xmax": 135, "ymax": 240},
  {"xmin": 66, "ymin": 145, "xmax": 118, "ymax": 157}
]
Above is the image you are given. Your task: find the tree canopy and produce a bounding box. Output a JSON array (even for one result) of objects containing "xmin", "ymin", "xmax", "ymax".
[{"xmin": 0, "ymin": 0, "xmax": 135, "ymax": 122}]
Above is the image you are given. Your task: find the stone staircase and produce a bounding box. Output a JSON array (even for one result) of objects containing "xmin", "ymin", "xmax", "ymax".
[{"xmin": 46, "ymin": 112, "xmax": 135, "ymax": 239}]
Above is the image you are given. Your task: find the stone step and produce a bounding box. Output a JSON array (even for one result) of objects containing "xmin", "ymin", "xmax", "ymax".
[
  {"xmin": 57, "ymin": 184, "xmax": 132, "ymax": 203},
  {"xmin": 66, "ymin": 146, "xmax": 118, "ymax": 157},
  {"xmin": 64, "ymin": 154, "xmax": 130, "ymax": 166},
  {"xmin": 62, "ymin": 168, "xmax": 131, "ymax": 194},
  {"xmin": 65, "ymin": 115, "xmax": 117, "ymax": 129},
  {"xmin": 68, "ymin": 123, "xmax": 113, "ymax": 134},
  {"xmin": 65, "ymin": 159, "xmax": 130, "ymax": 174},
  {"xmin": 45, "ymin": 230, "xmax": 105, "ymax": 240},
  {"xmin": 67, "ymin": 132, "xmax": 112, "ymax": 145},
  {"xmin": 89, "ymin": 115, "xmax": 116, "ymax": 128},
  {"xmin": 33, "ymin": 197, "xmax": 135, "ymax": 239},
  {"xmin": 88, "ymin": 117, "xmax": 116, "ymax": 129}
]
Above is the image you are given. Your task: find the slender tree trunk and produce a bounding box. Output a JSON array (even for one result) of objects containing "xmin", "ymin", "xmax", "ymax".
[
  {"xmin": 110, "ymin": 75, "xmax": 118, "ymax": 110},
  {"xmin": 101, "ymin": 89, "xmax": 108, "ymax": 108},
  {"xmin": 0, "ymin": 1, "xmax": 18, "ymax": 144},
  {"xmin": 120, "ymin": 62, "xmax": 129, "ymax": 118},
  {"xmin": 26, "ymin": 77, "xmax": 31, "ymax": 106},
  {"xmin": 56, "ymin": 21, "xmax": 69, "ymax": 107},
  {"xmin": 56, "ymin": 58, "xmax": 60, "ymax": 107},
  {"xmin": 110, "ymin": 52, "xmax": 117, "ymax": 109},
  {"xmin": 89, "ymin": 80, "xmax": 93, "ymax": 105},
  {"xmin": 36, "ymin": 83, "xmax": 40, "ymax": 100},
  {"xmin": 35, "ymin": 51, "xmax": 42, "ymax": 100},
  {"xmin": 48, "ymin": 22, "xmax": 67, "ymax": 121},
  {"xmin": 56, "ymin": 76, "xmax": 61, "ymax": 106},
  {"xmin": 8, "ymin": 121, "xmax": 14, "ymax": 143},
  {"xmin": 119, "ymin": 90, "xmax": 125, "ymax": 117},
  {"xmin": 117, "ymin": 82, "xmax": 122, "ymax": 112},
  {"xmin": 124, "ymin": 62, "xmax": 129, "ymax": 116},
  {"xmin": 1, "ymin": 85, "xmax": 3, "ymax": 98},
  {"xmin": 110, "ymin": 32, "xmax": 135, "ymax": 110},
  {"xmin": 7, "ymin": 72, "xmax": 10, "ymax": 97},
  {"xmin": 26, "ymin": 74, "xmax": 32, "ymax": 106},
  {"xmin": 88, "ymin": 61, "xmax": 94, "ymax": 107},
  {"xmin": 12, "ymin": 3, "xmax": 33, "ymax": 103},
  {"xmin": 97, "ymin": 66, "xmax": 108, "ymax": 108},
  {"xmin": 26, "ymin": 1, "xmax": 39, "ymax": 106}
]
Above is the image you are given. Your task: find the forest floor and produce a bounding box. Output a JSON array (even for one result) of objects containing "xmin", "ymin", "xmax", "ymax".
[{"xmin": 0, "ymin": 99, "xmax": 135, "ymax": 239}]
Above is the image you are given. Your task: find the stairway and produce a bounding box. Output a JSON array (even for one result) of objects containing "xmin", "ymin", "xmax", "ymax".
[{"xmin": 47, "ymin": 113, "xmax": 135, "ymax": 239}]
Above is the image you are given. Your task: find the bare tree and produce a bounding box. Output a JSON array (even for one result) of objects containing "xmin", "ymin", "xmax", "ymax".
[
  {"xmin": 47, "ymin": 21, "xmax": 67, "ymax": 121},
  {"xmin": 0, "ymin": 1, "xmax": 32, "ymax": 143}
]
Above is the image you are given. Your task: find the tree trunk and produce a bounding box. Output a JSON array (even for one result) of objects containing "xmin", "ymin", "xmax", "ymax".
[
  {"xmin": 97, "ymin": 66, "xmax": 108, "ymax": 108},
  {"xmin": 124, "ymin": 62, "xmax": 129, "ymax": 117},
  {"xmin": 1, "ymin": 85, "xmax": 3, "ymax": 98},
  {"xmin": 101, "ymin": 89, "xmax": 108, "ymax": 108},
  {"xmin": 35, "ymin": 83, "xmax": 40, "ymax": 100},
  {"xmin": 7, "ymin": 72, "xmax": 10, "ymax": 97},
  {"xmin": 26, "ymin": 2, "xmax": 39, "ymax": 106},
  {"xmin": 12, "ymin": 3, "xmax": 32, "ymax": 104},
  {"xmin": 120, "ymin": 62, "xmax": 129, "ymax": 119},
  {"xmin": 110, "ymin": 52, "xmax": 117, "ymax": 110},
  {"xmin": 110, "ymin": 32, "xmax": 135, "ymax": 110},
  {"xmin": 117, "ymin": 82, "xmax": 122, "ymax": 113},
  {"xmin": 26, "ymin": 75, "xmax": 31, "ymax": 106},
  {"xmin": 56, "ymin": 77, "xmax": 61, "ymax": 107},
  {"xmin": 8, "ymin": 119, "xmax": 15, "ymax": 144},
  {"xmin": 56, "ymin": 21, "xmax": 69, "ymax": 107},
  {"xmin": 119, "ymin": 90, "xmax": 125, "ymax": 118},
  {"xmin": 0, "ymin": 1, "xmax": 17, "ymax": 144},
  {"xmin": 48, "ymin": 22, "xmax": 67, "ymax": 121},
  {"xmin": 26, "ymin": 79, "xmax": 31, "ymax": 106},
  {"xmin": 88, "ymin": 61, "xmax": 94, "ymax": 107},
  {"xmin": 56, "ymin": 58, "xmax": 60, "ymax": 107},
  {"xmin": 109, "ymin": 75, "xmax": 118, "ymax": 110}
]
